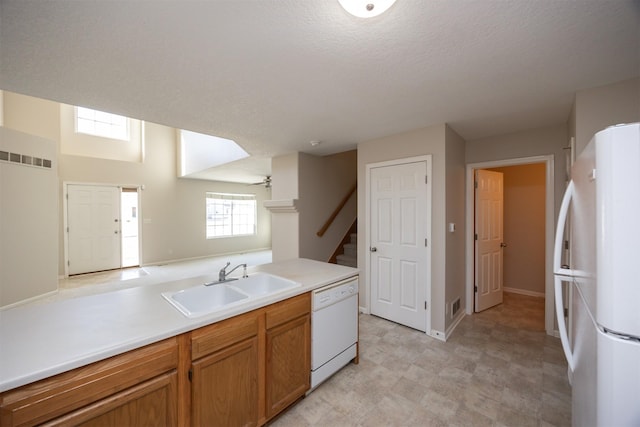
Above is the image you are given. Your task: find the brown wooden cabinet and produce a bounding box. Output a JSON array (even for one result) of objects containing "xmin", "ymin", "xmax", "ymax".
[
  {"xmin": 0, "ymin": 292, "xmax": 311, "ymax": 427},
  {"xmin": 45, "ymin": 372, "xmax": 177, "ymax": 426},
  {"xmin": 264, "ymin": 294, "xmax": 311, "ymax": 420},
  {"xmin": 190, "ymin": 310, "xmax": 259, "ymax": 427},
  {"xmin": 189, "ymin": 293, "xmax": 311, "ymax": 427},
  {"xmin": 0, "ymin": 337, "xmax": 178, "ymax": 427}
]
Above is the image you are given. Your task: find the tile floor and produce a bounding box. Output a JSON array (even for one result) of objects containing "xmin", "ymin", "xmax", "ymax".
[{"xmin": 274, "ymin": 292, "xmax": 572, "ymax": 427}]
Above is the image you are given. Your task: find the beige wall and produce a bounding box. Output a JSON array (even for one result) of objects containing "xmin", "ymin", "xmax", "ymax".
[
  {"xmin": 2, "ymin": 91, "xmax": 271, "ymax": 277},
  {"xmin": 466, "ymin": 124, "xmax": 568, "ymax": 221},
  {"xmin": 490, "ymin": 164, "xmax": 546, "ymax": 296},
  {"xmin": 574, "ymin": 77, "xmax": 640, "ymax": 155},
  {"xmin": 358, "ymin": 123, "xmax": 466, "ymax": 335},
  {"xmin": 298, "ymin": 151, "xmax": 357, "ymax": 262},
  {"xmin": 444, "ymin": 125, "xmax": 466, "ymax": 329},
  {"xmin": 1, "ymin": 127, "xmax": 59, "ymax": 306},
  {"xmin": 270, "ymin": 153, "xmax": 300, "ymax": 262},
  {"xmin": 270, "ymin": 151, "xmax": 357, "ymax": 263}
]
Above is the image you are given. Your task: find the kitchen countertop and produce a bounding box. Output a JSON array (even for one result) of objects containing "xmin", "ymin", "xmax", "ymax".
[{"xmin": 0, "ymin": 258, "xmax": 358, "ymax": 393}]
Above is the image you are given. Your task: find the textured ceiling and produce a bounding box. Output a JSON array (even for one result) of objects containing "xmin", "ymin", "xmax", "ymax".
[{"xmin": 1, "ymin": 0, "xmax": 639, "ymax": 183}]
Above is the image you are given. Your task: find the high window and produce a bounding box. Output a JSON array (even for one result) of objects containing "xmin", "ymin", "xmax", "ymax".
[
  {"xmin": 75, "ymin": 107, "xmax": 130, "ymax": 141},
  {"xmin": 206, "ymin": 193, "xmax": 257, "ymax": 238},
  {"xmin": 61, "ymin": 104, "xmax": 142, "ymax": 162}
]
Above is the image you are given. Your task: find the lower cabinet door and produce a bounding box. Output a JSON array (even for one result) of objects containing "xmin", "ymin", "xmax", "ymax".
[
  {"xmin": 47, "ymin": 371, "xmax": 178, "ymax": 426},
  {"xmin": 191, "ymin": 337, "xmax": 259, "ymax": 427},
  {"xmin": 265, "ymin": 314, "xmax": 310, "ymax": 420}
]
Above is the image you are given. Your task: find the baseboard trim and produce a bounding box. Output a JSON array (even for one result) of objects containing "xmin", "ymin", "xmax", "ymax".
[
  {"xmin": 140, "ymin": 248, "xmax": 272, "ymax": 268},
  {"xmin": 504, "ymin": 287, "xmax": 545, "ymax": 298},
  {"xmin": 429, "ymin": 329, "xmax": 446, "ymax": 341},
  {"xmin": 0, "ymin": 289, "xmax": 59, "ymax": 310},
  {"xmin": 445, "ymin": 311, "xmax": 466, "ymax": 340}
]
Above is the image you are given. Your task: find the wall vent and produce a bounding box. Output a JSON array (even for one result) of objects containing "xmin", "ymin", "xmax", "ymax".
[
  {"xmin": 0, "ymin": 150, "xmax": 52, "ymax": 169},
  {"xmin": 451, "ymin": 298, "xmax": 461, "ymax": 318}
]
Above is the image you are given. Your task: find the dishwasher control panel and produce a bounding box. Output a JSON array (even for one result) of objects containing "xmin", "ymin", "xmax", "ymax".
[{"xmin": 312, "ymin": 277, "xmax": 358, "ymax": 311}]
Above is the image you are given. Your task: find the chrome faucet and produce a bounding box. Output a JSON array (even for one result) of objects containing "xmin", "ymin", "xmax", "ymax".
[{"xmin": 218, "ymin": 262, "xmax": 247, "ymax": 282}]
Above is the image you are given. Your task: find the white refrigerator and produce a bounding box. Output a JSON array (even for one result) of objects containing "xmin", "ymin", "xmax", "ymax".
[{"xmin": 554, "ymin": 122, "xmax": 640, "ymax": 426}]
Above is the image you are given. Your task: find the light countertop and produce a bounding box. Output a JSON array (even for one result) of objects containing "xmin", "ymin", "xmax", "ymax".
[{"xmin": 0, "ymin": 258, "xmax": 358, "ymax": 393}]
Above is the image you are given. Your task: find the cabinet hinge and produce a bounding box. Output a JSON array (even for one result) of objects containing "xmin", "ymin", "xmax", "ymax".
[
  {"xmin": 188, "ymin": 369, "xmax": 193, "ymax": 382},
  {"xmin": 474, "ymin": 286, "xmax": 478, "ymax": 293},
  {"xmin": 474, "ymin": 233, "xmax": 478, "ymax": 241}
]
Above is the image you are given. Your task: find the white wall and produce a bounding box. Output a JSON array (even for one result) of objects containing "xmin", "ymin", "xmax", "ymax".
[
  {"xmin": 574, "ymin": 77, "xmax": 640, "ymax": 154},
  {"xmin": 2, "ymin": 91, "xmax": 271, "ymax": 277},
  {"xmin": 1, "ymin": 127, "xmax": 58, "ymax": 307}
]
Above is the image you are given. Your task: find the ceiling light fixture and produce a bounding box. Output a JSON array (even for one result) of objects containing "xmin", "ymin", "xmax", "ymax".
[{"xmin": 338, "ymin": 0, "xmax": 397, "ymax": 18}]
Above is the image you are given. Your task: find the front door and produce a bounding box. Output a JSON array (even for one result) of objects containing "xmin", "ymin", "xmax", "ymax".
[
  {"xmin": 369, "ymin": 158, "xmax": 431, "ymax": 331},
  {"xmin": 474, "ymin": 169, "xmax": 504, "ymax": 312},
  {"xmin": 67, "ymin": 184, "xmax": 121, "ymax": 275}
]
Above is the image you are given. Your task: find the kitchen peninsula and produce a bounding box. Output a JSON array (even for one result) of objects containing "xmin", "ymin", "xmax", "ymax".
[{"xmin": 0, "ymin": 258, "xmax": 358, "ymax": 426}]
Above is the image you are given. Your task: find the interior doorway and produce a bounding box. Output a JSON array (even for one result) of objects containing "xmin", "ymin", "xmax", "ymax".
[{"xmin": 465, "ymin": 155, "xmax": 556, "ymax": 335}]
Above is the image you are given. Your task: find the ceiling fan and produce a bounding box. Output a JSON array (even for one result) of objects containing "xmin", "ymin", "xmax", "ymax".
[{"xmin": 249, "ymin": 175, "xmax": 271, "ymax": 189}]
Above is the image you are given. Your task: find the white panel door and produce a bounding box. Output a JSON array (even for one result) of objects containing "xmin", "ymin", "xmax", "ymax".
[
  {"xmin": 370, "ymin": 160, "xmax": 430, "ymax": 331},
  {"xmin": 474, "ymin": 169, "xmax": 504, "ymax": 312},
  {"xmin": 67, "ymin": 184, "xmax": 121, "ymax": 275}
]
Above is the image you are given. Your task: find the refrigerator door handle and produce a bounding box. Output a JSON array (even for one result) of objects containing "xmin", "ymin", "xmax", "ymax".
[
  {"xmin": 554, "ymin": 180, "xmax": 574, "ymax": 276},
  {"xmin": 554, "ymin": 276, "xmax": 575, "ymax": 372},
  {"xmin": 554, "ymin": 180, "xmax": 575, "ymax": 372}
]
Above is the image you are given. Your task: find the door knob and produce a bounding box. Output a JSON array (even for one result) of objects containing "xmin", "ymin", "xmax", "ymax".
[
  {"xmin": 370, "ymin": 247, "xmax": 377, "ymax": 252},
  {"xmin": 500, "ymin": 242, "xmax": 507, "ymax": 248}
]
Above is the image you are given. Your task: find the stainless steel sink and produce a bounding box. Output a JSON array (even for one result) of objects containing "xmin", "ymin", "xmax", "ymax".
[{"xmin": 162, "ymin": 284, "xmax": 249, "ymax": 318}]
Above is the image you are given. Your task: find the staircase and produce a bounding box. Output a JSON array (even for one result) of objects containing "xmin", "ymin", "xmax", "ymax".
[{"xmin": 335, "ymin": 232, "xmax": 357, "ymax": 268}]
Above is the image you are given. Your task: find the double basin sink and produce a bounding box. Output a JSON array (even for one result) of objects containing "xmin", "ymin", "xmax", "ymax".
[{"xmin": 162, "ymin": 273, "xmax": 300, "ymax": 318}]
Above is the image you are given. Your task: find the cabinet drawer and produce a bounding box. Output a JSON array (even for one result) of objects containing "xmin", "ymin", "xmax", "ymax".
[
  {"xmin": 46, "ymin": 371, "xmax": 178, "ymax": 427},
  {"xmin": 265, "ymin": 293, "xmax": 310, "ymax": 330},
  {"xmin": 191, "ymin": 310, "xmax": 259, "ymax": 360},
  {"xmin": 0, "ymin": 337, "xmax": 178, "ymax": 427}
]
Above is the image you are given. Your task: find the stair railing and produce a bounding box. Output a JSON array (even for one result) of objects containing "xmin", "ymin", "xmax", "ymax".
[{"xmin": 316, "ymin": 184, "xmax": 357, "ymax": 237}]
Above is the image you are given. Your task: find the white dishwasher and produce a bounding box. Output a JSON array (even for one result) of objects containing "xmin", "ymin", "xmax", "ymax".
[{"xmin": 310, "ymin": 276, "xmax": 358, "ymax": 391}]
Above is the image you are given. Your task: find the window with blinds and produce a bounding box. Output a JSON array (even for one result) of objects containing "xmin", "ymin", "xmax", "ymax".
[{"xmin": 206, "ymin": 192, "xmax": 257, "ymax": 238}]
